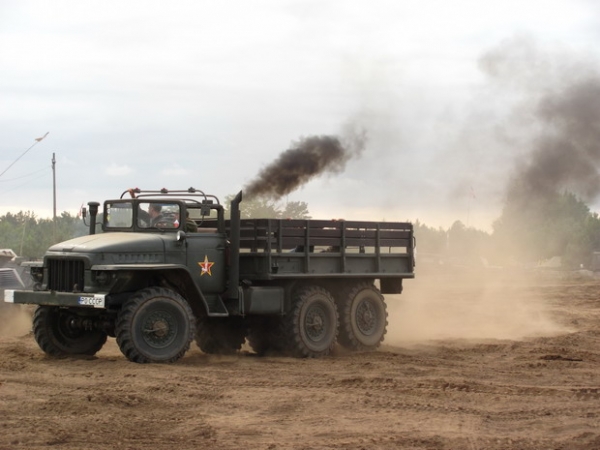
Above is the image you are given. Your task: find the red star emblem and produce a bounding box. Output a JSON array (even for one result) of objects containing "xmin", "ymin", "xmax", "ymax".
[{"xmin": 198, "ymin": 255, "xmax": 214, "ymax": 276}]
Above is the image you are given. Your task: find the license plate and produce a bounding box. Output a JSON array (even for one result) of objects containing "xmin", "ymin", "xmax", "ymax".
[{"xmin": 78, "ymin": 295, "xmax": 105, "ymax": 308}]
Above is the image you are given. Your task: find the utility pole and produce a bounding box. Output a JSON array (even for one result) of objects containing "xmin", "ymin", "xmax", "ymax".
[
  {"xmin": 19, "ymin": 217, "xmax": 27, "ymax": 256},
  {"xmin": 52, "ymin": 153, "xmax": 56, "ymax": 241}
]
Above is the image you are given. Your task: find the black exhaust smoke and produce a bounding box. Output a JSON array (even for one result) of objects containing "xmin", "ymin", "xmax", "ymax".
[{"xmin": 244, "ymin": 124, "xmax": 367, "ymax": 200}]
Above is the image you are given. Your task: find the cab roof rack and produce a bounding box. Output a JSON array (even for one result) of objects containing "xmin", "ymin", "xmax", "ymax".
[{"xmin": 120, "ymin": 187, "xmax": 221, "ymax": 205}]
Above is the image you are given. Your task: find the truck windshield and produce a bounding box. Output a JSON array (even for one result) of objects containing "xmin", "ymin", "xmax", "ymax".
[
  {"xmin": 137, "ymin": 202, "xmax": 181, "ymax": 230},
  {"xmin": 104, "ymin": 201, "xmax": 183, "ymax": 231},
  {"xmin": 105, "ymin": 202, "xmax": 133, "ymax": 228}
]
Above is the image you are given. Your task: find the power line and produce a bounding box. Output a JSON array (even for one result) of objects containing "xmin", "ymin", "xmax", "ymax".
[
  {"xmin": 0, "ymin": 171, "xmax": 51, "ymax": 195},
  {"xmin": 0, "ymin": 132, "xmax": 49, "ymax": 178},
  {"xmin": 0, "ymin": 167, "xmax": 48, "ymax": 183}
]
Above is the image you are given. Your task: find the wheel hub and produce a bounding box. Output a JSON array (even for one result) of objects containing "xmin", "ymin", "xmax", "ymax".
[
  {"xmin": 142, "ymin": 311, "xmax": 176, "ymax": 347},
  {"xmin": 145, "ymin": 319, "xmax": 169, "ymax": 337},
  {"xmin": 356, "ymin": 300, "xmax": 377, "ymax": 335},
  {"xmin": 58, "ymin": 312, "xmax": 85, "ymax": 339},
  {"xmin": 305, "ymin": 306, "xmax": 326, "ymax": 340}
]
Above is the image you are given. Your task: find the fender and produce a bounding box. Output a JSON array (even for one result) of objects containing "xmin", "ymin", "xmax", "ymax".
[{"xmin": 91, "ymin": 263, "xmax": 225, "ymax": 317}]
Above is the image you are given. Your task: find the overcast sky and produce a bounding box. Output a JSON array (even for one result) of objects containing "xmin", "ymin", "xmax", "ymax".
[{"xmin": 1, "ymin": 0, "xmax": 599, "ymax": 230}]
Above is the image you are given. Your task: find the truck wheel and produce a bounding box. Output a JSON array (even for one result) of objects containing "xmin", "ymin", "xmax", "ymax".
[
  {"xmin": 115, "ymin": 287, "xmax": 195, "ymax": 364},
  {"xmin": 33, "ymin": 306, "xmax": 107, "ymax": 357},
  {"xmin": 285, "ymin": 286, "xmax": 338, "ymax": 358},
  {"xmin": 338, "ymin": 283, "xmax": 387, "ymax": 351},
  {"xmin": 195, "ymin": 316, "xmax": 247, "ymax": 355}
]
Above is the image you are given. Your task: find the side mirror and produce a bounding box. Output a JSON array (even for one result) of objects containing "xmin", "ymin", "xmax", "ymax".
[
  {"xmin": 200, "ymin": 199, "xmax": 213, "ymax": 217},
  {"xmin": 200, "ymin": 205, "xmax": 211, "ymax": 216}
]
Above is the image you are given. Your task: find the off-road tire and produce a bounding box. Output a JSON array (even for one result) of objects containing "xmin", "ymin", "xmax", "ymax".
[
  {"xmin": 196, "ymin": 316, "xmax": 247, "ymax": 355},
  {"xmin": 338, "ymin": 283, "xmax": 387, "ymax": 351},
  {"xmin": 33, "ymin": 306, "xmax": 107, "ymax": 357},
  {"xmin": 284, "ymin": 285, "xmax": 338, "ymax": 358},
  {"xmin": 115, "ymin": 287, "xmax": 195, "ymax": 364}
]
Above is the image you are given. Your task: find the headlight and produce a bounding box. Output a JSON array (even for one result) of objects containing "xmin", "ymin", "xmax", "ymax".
[
  {"xmin": 94, "ymin": 271, "xmax": 111, "ymax": 286},
  {"xmin": 30, "ymin": 266, "xmax": 43, "ymax": 283}
]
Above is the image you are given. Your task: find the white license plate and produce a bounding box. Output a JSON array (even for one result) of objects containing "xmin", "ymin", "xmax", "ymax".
[{"xmin": 78, "ymin": 295, "xmax": 105, "ymax": 308}]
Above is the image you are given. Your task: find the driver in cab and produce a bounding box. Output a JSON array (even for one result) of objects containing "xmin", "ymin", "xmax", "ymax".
[{"xmin": 138, "ymin": 203, "xmax": 164, "ymax": 228}]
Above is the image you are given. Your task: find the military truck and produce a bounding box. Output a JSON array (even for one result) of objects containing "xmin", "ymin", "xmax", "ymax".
[{"xmin": 4, "ymin": 188, "xmax": 415, "ymax": 363}]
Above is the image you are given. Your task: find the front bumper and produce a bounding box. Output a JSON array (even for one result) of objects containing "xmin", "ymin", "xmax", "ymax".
[{"xmin": 4, "ymin": 290, "xmax": 106, "ymax": 309}]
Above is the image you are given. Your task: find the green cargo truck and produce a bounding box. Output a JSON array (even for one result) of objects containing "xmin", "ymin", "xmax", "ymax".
[{"xmin": 3, "ymin": 188, "xmax": 415, "ymax": 363}]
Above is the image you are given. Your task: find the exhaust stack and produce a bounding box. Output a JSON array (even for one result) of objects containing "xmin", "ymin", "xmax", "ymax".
[
  {"xmin": 88, "ymin": 202, "xmax": 100, "ymax": 235},
  {"xmin": 227, "ymin": 191, "xmax": 243, "ymax": 300}
]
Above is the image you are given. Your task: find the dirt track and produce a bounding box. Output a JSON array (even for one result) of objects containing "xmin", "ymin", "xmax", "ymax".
[{"xmin": 1, "ymin": 269, "xmax": 600, "ymax": 450}]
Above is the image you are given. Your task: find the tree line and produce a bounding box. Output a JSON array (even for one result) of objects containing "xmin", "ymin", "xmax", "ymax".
[
  {"xmin": 1, "ymin": 192, "xmax": 599, "ymax": 269},
  {"xmin": 415, "ymin": 191, "xmax": 600, "ymax": 269},
  {"xmin": 0, "ymin": 211, "xmax": 88, "ymax": 260}
]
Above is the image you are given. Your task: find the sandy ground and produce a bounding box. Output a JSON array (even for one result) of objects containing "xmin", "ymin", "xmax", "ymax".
[{"xmin": 1, "ymin": 267, "xmax": 600, "ymax": 450}]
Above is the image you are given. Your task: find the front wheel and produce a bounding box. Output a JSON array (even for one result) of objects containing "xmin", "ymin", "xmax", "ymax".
[
  {"xmin": 284, "ymin": 285, "xmax": 338, "ymax": 358},
  {"xmin": 115, "ymin": 287, "xmax": 195, "ymax": 363},
  {"xmin": 338, "ymin": 283, "xmax": 387, "ymax": 351},
  {"xmin": 33, "ymin": 306, "xmax": 107, "ymax": 357}
]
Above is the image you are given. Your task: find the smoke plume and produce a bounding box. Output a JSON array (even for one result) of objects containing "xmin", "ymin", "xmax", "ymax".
[
  {"xmin": 520, "ymin": 80, "xmax": 600, "ymax": 200},
  {"xmin": 244, "ymin": 123, "xmax": 367, "ymax": 200},
  {"xmin": 479, "ymin": 37, "xmax": 600, "ymax": 205}
]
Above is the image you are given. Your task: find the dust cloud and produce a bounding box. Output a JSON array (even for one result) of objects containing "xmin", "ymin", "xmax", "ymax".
[
  {"xmin": 0, "ymin": 305, "xmax": 33, "ymax": 338},
  {"xmin": 385, "ymin": 269, "xmax": 569, "ymax": 345},
  {"xmin": 383, "ymin": 38, "xmax": 600, "ymax": 346},
  {"xmin": 244, "ymin": 121, "xmax": 367, "ymax": 200}
]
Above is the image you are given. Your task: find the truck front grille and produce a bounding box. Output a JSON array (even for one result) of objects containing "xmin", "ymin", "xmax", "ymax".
[{"xmin": 47, "ymin": 259, "xmax": 85, "ymax": 292}]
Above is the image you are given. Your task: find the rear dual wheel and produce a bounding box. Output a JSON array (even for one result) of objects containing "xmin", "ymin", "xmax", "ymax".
[
  {"xmin": 285, "ymin": 285, "xmax": 339, "ymax": 358},
  {"xmin": 338, "ymin": 283, "xmax": 387, "ymax": 351}
]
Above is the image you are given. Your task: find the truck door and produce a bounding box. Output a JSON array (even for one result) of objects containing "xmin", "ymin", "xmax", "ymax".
[{"xmin": 184, "ymin": 232, "xmax": 227, "ymax": 296}]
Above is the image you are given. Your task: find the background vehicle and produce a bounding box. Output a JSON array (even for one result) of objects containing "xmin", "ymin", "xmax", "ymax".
[{"xmin": 4, "ymin": 188, "xmax": 415, "ymax": 363}]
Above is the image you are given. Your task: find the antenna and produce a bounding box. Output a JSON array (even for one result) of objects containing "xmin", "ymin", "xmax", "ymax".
[{"xmin": 52, "ymin": 153, "xmax": 56, "ymax": 241}]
